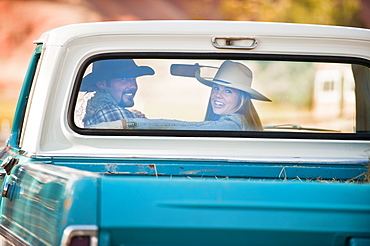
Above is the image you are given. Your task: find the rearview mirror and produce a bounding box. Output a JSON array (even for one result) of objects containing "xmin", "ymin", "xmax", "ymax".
[
  {"xmin": 170, "ymin": 63, "xmax": 218, "ymax": 78},
  {"xmin": 170, "ymin": 63, "xmax": 201, "ymax": 78}
]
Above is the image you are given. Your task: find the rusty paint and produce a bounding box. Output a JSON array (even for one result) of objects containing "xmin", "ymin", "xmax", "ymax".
[
  {"xmin": 64, "ymin": 197, "xmax": 72, "ymax": 210},
  {"xmin": 184, "ymin": 169, "xmax": 218, "ymax": 175},
  {"xmin": 151, "ymin": 173, "xmax": 164, "ymax": 176},
  {"xmin": 148, "ymin": 164, "xmax": 156, "ymax": 169}
]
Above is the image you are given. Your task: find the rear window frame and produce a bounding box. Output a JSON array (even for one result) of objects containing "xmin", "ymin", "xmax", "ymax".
[{"xmin": 68, "ymin": 52, "xmax": 370, "ymax": 140}]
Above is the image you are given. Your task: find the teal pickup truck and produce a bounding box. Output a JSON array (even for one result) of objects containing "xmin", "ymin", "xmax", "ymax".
[{"xmin": 0, "ymin": 21, "xmax": 369, "ymax": 246}]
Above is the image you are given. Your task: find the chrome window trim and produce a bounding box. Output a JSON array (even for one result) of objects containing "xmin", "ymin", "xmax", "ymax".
[{"xmin": 24, "ymin": 152, "xmax": 370, "ymax": 165}]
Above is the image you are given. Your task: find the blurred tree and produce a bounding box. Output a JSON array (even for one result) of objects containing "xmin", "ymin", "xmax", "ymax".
[{"xmin": 220, "ymin": 0, "xmax": 363, "ymax": 27}]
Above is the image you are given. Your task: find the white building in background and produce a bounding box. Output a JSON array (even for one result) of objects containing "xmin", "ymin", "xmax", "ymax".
[{"xmin": 312, "ymin": 64, "xmax": 356, "ymax": 131}]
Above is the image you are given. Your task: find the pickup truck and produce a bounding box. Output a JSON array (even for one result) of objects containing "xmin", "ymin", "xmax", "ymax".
[{"xmin": 0, "ymin": 21, "xmax": 369, "ymax": 246}]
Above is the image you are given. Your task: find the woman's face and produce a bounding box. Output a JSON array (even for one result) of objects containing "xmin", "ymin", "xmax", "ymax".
[{"xmin": 210, "ymin": 84, "xmax": 240, "ymax": 115}]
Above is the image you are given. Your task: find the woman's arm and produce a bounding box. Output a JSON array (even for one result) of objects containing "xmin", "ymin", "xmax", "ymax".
[
  {"xmin": 86, "ymin": 114, "xmax": 245, "ymax": 131},
  {"xmin": 128, "ymin": 114, "xmax": 244, "ymax": 131}
]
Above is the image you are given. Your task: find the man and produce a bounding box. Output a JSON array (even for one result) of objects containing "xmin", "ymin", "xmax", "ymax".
[{"xmin": 81, "ymin": 59, "xmax": 154, "ymax": 127}]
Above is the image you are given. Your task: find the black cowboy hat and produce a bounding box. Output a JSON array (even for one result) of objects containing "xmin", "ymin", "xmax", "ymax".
[{"xmin": 80, "ymin": 59, "xmax": 155, "ymax": 91}]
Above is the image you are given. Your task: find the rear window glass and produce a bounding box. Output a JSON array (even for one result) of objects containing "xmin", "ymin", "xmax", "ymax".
[{"xmin": 71, "ymin": 57, "xmax": 370, "ymax": 137}]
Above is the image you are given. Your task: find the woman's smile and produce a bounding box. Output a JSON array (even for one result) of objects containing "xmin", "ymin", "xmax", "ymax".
[{"xmin": 213, "ymin": 100, "xmax": 226, "ymax": 109}]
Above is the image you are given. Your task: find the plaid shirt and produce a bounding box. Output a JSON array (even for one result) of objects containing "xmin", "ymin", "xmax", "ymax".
[{"xmin": 83, "ymin": 91, "xmax": 140, "ymax": 127}]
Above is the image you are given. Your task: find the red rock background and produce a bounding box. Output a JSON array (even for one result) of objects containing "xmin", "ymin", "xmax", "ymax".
[
  {"xmin": 0, "ymin": 0, "xmax": 223, "ymax": 97},
  {"xmin": 0, "ymin": 0, "xmax": 369, "ymax": 144}
]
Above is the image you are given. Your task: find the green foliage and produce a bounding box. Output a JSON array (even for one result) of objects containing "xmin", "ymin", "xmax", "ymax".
[
  {"xmin": 220, "ymin": 0, "xmax": 363, "ymax": 27},
  {"xmin": 252, "ymin": 61, "xmax": 315, "ymax": 109}
]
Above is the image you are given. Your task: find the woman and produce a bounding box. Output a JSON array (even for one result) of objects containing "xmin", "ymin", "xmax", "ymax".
[
  {"xmin": 88, "ymin": 60, "xmax": 271, "ymax": 131},
  {"xmin": 198, "ymin": 60, "xmax": 271, "ymax": 130}
]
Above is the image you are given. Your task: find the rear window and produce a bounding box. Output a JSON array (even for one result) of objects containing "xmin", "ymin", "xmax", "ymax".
[{"xmin": 70, "ymin": 54, "xmax": 370, "ymax": 139}]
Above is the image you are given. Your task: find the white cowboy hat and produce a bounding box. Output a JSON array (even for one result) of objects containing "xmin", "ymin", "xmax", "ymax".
[{"xmin": 195, "ymin": 60, "xmax": 271, "ymax": 102}]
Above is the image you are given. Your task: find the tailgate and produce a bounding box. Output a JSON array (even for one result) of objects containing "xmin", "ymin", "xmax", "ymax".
[{"xmin": 99, "ymin": 176, "xmax": 370, "ymax": 246}]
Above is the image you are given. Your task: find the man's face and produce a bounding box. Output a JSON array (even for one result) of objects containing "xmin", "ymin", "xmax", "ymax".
[{"xmin": 105, "ymin": 78, "xmax": 138, "ymax": 107}]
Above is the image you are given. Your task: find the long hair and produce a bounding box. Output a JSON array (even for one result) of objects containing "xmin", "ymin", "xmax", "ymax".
[{"xmin": 204, "ymin": 90, "xmax": 263, "ymax": 131}]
